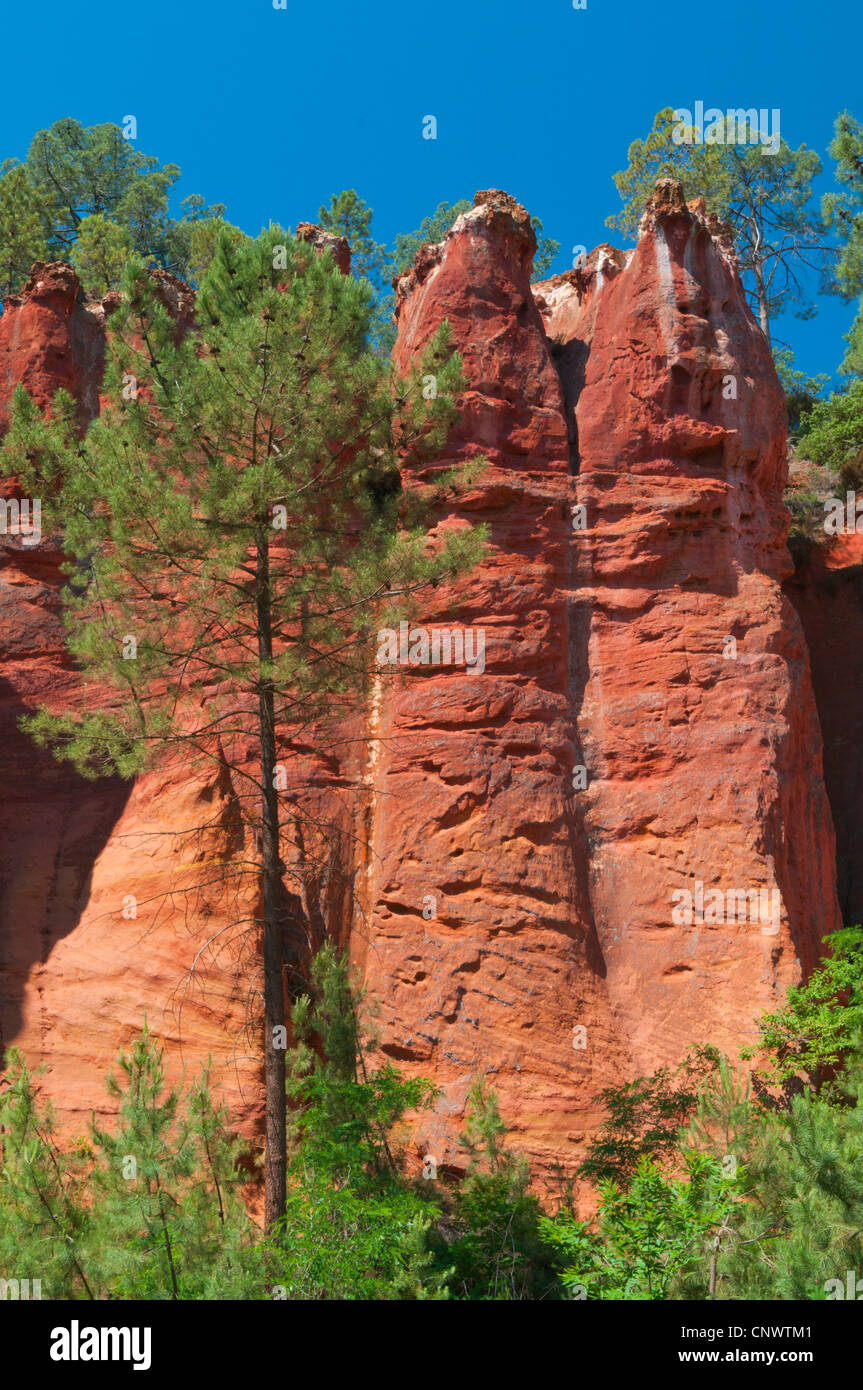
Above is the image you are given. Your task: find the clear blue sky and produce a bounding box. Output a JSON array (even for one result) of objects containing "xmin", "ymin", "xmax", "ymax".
[{"xmin": 3, "ymin": 0, "xmax": 860, "ymax": 382}]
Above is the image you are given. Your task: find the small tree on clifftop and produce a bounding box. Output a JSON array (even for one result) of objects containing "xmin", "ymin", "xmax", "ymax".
[{"xmin": 608, "ymin": 107, "xmax": 834, "ymax": 343}]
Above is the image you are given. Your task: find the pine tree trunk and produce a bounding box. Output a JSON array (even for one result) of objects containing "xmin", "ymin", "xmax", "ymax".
[
  {"xmin": 256, "ymin": 522, "xmax": 287, "ymax": 1231},
  {"xmin": 753, "ymin": 258, "xmax": 770, "ymax": 342}
]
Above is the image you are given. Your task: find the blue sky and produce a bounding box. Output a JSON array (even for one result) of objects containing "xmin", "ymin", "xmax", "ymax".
[{"xmin": 3, "ymin": 0, "xmax": 859, "ymax": 381}]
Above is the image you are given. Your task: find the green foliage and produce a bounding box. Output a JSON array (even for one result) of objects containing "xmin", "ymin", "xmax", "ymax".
[
  {"xmin": 0, "ymin": 183, "xmax": 485, "ymax": 1234},
  {"xmin": 763, "ymin": 1051, "xmax": 863, "ymax": 1296},
  {"xmin": 273, "ymin": 1174, "xmax": 446, "ymax": 1300},
  {"xmin": 684, "ymin": 1047, "xmax": 863, "ymax": 1299},
  {"xmin": 741, "ymin": 928, "xmax": 863, "ymax": 1104},
  {"xmin": 797, "ymin": 377, "xmax": 863, "ymax": 479},
  {"xmin": 608, "ymin": 107, "xmax": 832, "ymax": 339},
  {"xmin": 286, "ymin": 944, "xmax": 438, "ymax": 1180},
  {"xmin": 175, "ymin": 213, "xmax": 248, "ymax": 286},
  {"xmin": 86, "ymin": 1029, "xmax": 255, "ymax": 1299},
  {"xmin": 573, "ymin": 940, "xmax": 863, "ymax": 1301},
  {"xmin": 0, "ymin": 1050, "xmax": 95, "ymax": 1298},
  {"xmin": 0, "ymin": 382, "xmax": 78, "ymax": 499},
  {"xmin": 25, "ymin": 118, "xmax": 180, "ymax": 260},
  {"xmin": 577, "ymin": 1046, "xmax": 720, "ymax": 1184},
  {"xmin": 319, "ymin": 188, "xmax": 388, "ymax": 287},
  {"xmin": 0, "ymin": 226, "xmax": 485, "ymax": 783},
  {"xmin": 5, "ymin": 933, "xmax": 863, "ymax": 1301},
  {"xmin": 2, "ymin": 986, "xmax": 561, "ymax": 1301},
  {"xmin": 529, "ymin": 217, "xmax": 560, "ymax": 279},
  {"xmin": 0, "ymin": 1032, "xmax": 255, "ymax": 1300},
  {"xmin": 0, "ymin": 162, "xmax": 49, "ymax": 295},
  {"xmin": 265, "ymin": 944, "xmax": 449, "ymax": 1299},
  {"xmin": 442, "ymin": 1077, "xmax": 562, "ymax": 1300},
  {"xmin": 774, "ymin": 346, "xmax": 829, "ymax": 438},
  {"xmin": 318, "ymin": 189, "xmax": 394, "ymax": 352},
  {"xmin": 0, "ymin": 118, "xmax": 223, "ymax": 296},
  {"xmin": 823, "ymin": 111, "xmax": 863, "ymax": 374},
  {"xmin": 841, "ymin": 312, "xmax": 863, "ymax": 378},
  {"xmin": 69, "ymin": 213, "xmax": 134, "ymax": 296},
  {"xmin": 823, "ymin": 111, "xmax": 863, "ymax": 301},
  {"xmin": 267, "ymin": 956, "xmax": 560, "ymax": 1300},
  {"xmin": 715, "ymin": 140, "xmax": 827, "ymax": 335},
  {"xmin": 541, "ymin": 1152, "xmax": 737, "ymax": 1300},
  {"xmin": 607, "ymin": 107, "xmax": 735, "ymax": 240}
]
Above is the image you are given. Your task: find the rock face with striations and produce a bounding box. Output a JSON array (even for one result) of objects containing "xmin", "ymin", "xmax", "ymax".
[
  {"xmin": 0, "ymin": 193, "xmax": 843, "ymax": 1186},
  {"xmin": 534, "ymin": 179, "xmax": 839, "ymax": 1106},
  {"xmin": 353, "ymin": 183, "xmax": 840, "ymax": 1182}
]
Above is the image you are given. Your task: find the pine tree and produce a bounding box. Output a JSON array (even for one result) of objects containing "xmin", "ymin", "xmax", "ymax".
[
  {"xmin": 0, "ymin": 1049, "xmax": 94, "ymax": 1299},
  {"xmin": 318, "ymin": 189, "xmax": 387, "ymax": 287},
  {"xmin": 270, "ymin": 944, "xmax": 448, "ymax": 1299},
  {"xmin": 24, "ymin": 118, "xmax": 180, "ymax": 257},
  {"xmin": 444, "ymin": 1076, "xmax": 561, "ymax": 1300},
  {"xmin": 690, "ymin": 1049, "xmax": 863, "ymax": 1299},
  {"xmin": 69, "ymin": 213, "xmax": 135, "ymax": 296},
  {"xmin": 607, "ymin": 107, "xmax": 833, "ymax": 342},
  {"xmin": 824, "ymin": 111, "xmax": 863, "ymax": 374},
  {"xmin": 317, "ymin": 190, "xmax": 395, "ymax": 353},
  {"xmin": 86, "ymin": 1028, "xmax": 253, "ymax": 1299},
  {"xmin": 0, "ymin": 227, "xmax": 484, "ymax": 1230},
  {"xmin": 606, "ymin": 108, "xmax": 734, "ymax": 241},
  {"xmin": 173, "ymin": 213, "xmax": 247, "ymax": 286},
  {"xmin": 3, "ymin": 118, "xmax": 222, "ymax": 277},
  {"xmin": 0, "ymin": 162, "xmax": 49, "ymax": 296},
  {"xmin": 824, "ymin": 111, "xmax": 863, "ymax": 301}
]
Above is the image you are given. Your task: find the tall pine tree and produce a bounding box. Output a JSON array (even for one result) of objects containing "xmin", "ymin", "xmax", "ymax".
[{"xmin": 0, "ymin": 226, "xmax": 484, "ymax": 1228}]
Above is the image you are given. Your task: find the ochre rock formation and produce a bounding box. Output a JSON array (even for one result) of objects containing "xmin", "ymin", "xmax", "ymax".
[
  {"xmin": 354, "ymin": 184, "xmax": 840, "ymax": 1183},
  {"xmin": 295, "ymin": 222, "xmax": 351, "ymax": 275},
  {"xmin": 0, "ymin": 195, "xmax": 843, "ymax": 1190},
  {"xmin": 0, "ymin": 262, "xmax": 106, "ymax": 431},
  {"xmin": 537, "ymin": 180, "xmax": 838, "ymax": 1096}
]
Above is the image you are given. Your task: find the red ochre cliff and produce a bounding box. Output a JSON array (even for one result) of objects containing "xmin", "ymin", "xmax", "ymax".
[{"xmin": 0, "ymin": 187, "xmax": 846, "ymax": 1190}]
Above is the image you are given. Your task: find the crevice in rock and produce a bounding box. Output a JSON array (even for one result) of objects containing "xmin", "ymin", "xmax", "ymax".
[{"xmin": 547, "ymin": 334, "xmax": 587, "ymax": 474}]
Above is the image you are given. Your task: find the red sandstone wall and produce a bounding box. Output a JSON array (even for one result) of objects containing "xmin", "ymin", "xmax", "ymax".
[{"xmin": 354, "ymin": 185, "xmax": 840, "ymax": 1183}]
